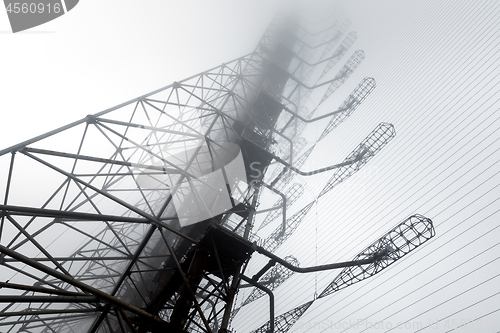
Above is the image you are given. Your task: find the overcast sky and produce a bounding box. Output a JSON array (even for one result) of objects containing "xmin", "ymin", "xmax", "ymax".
[
  {"xmin": 0, "ymin": 0, "xmax": 286, "ymax": 148},
  {"xmin": 1, "ymin": 1, "xmax": 499, "ymax": 332}
]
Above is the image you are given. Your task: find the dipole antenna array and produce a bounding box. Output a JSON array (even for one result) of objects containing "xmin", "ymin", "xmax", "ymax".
[
  {"xmin": 0, "ymin": 11, "xmax": 434, "ymax": 333},
  {"xmin": 250, "ymin": 215, "xmax": 435, "ymax": 333}
]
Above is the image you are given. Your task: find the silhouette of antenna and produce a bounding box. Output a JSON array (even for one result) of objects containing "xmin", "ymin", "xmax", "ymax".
[
  {"xmin": 0, "ymin": 10, "xmax": 435, "ymax": 333},
  {"xmin": 248, "ymin": 215, "xmax": 435, "ymax": 332}
]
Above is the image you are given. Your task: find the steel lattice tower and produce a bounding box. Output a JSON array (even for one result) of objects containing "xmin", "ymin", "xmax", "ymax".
[{"xmin": 0, "ymin": 11, "xmax": 435, "ymax": 333}]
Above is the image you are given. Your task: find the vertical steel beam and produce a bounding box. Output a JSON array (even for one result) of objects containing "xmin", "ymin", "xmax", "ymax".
[{"xmin": 0, "ymin": 152, "xmax": 15, "ymax": 243}]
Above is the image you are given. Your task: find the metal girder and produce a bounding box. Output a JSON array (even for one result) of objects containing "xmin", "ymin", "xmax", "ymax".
[
  {"xmin": 241, "ymin": 256, "xmax": 299, "ymax": 306},
  {"xmin": 250, "ymin": 300, "xmax": 313, "ymax": 333},
  {"xmin": 319, "ymin": 122, "xmax": 396, "ymax": 197},
  {"xmin": 0, "ymin": 296, "xmax": 98, "ymax": 303},
  {"xmin": 319, "ymin": 214, "xmax": 436, "ymax": 298},
  {"xmin": 0, "ymin": 10, "xmax": 429, "ymax": 333},
  {"xmin": 258, "ymin": 184, "xmax": 303, "ymax": 231},
  {"xmin": 0, "ymin": 244, "xmax": 171, "ymax": 329},
  {"xmin": 248, "ymin": 214, "xmax": 435, "ymax": 333}
]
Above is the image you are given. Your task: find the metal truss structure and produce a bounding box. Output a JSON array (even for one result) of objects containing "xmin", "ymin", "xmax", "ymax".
[
  {"xmin": 319, "ymin": 122, "xmax": 396, "ymax": 197},
  {"xmin": 241, "ymin": 256, "xmax": 299, "ymax": 307},
  {"xmin": 318, "ymin": 214, "xmax": 436, "ymax": 298},
  {"xmin": 251, "ymin": 214, "xmax": 436, "ymax": 332},
  {"xmin": 251, "ymin": 301, "xmax": 314, "ymax": 333},
  {"xmin": 318, "ymin": 77, "xmax": 376, "ymax": 141},
  {"xmin": 0, "ymin": 11, "xmax": 435, "ymax": 333},
  {"xmin": 257, "ymin": 184, "xmax": 303, "ymax": 231}
]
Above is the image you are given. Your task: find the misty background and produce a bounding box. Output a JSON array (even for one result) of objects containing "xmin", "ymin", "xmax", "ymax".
[{"xmin": 1, "ymin": 0, "xmax": 499, "ymax": 332}]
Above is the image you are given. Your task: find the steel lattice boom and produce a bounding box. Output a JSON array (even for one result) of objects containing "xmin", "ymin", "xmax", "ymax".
[
  {"xmin": 319, "ymin": 214, "xmax": 435, "ymax": 298},
  {"xmin": 250, "ymin": 301, "xmax": 314, "ymax": 333},
  {"xmin": 318, "ymin": 77, "xmax": 377, "ymax": 141},
  {"xmin": 242, "ymin": 256, "xmax": 299, "ymax": 306},
  {"xmin": 246, "ymin": 214, "xmax": 435, "ymax": 332},
  {"xmin": 319, "ymin": 122, "xmax": 396, "ymax": 196},
  {"xmin": 0, "ymin": 8, "xmax": 435, "ymax": 333}
]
